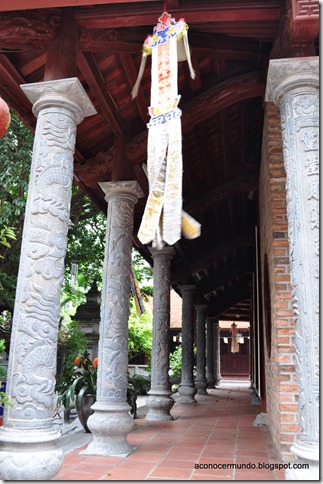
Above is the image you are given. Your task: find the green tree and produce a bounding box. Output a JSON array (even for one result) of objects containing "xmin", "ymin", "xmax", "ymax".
[
  {"xmin": 0, "ymin": 111, "xmax": 33, "ymax": 309},
  {"xmin": 128, "ymin": 299, "xmax": 152, "ymax": 362}
]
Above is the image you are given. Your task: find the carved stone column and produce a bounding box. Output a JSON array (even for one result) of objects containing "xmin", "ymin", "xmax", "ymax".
[
  {"xmin": 195, "ymin": 305, "xmax": 208, "ymax": 395},
  {"xmin": 214, "ymin": 320, "xmax": 222, "ymax": 385},
  {"xmin": 146, "ymin": 247, "xmax": 175, "ymax": 420},
  {"xmin": 266, "ymin": 57, "xmax": 319, "ymax": 480},
  {"xmin": 82, "ymin": 181, "xmax": 143, "ymax": 457},
  {"xmin": 206, "ymin": 316, "xmax": 216, "ymax": 388},
  {"xmin": 178, "ymin": 285, "xmax": 197, "ymax": 403},
  {"xmin": 0, "ymin": 78, "xmax": 96, "ymax": 481}
]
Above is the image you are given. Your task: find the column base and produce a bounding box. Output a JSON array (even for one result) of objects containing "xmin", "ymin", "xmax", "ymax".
[
  {"xmin": 145, "ymin": 390, "xmax": 174, "ymax": 421},
  {"xmin": 178, "ymin": 383, "xmax": 197, "ymax": 403},
  {"xmin": 207, "ymin": 379, "xmax": 215, "ymax": 389},
  {"xmin": 285, "ymin": 441, "xmax": 319, "ymax": 480},
  {"xmin": 215, "ymin": 376, "xmax": 222, "ymax": 386},
  {"xmin": 81, "ymin": 401, "xmax": 134, "ymax": 457},
  {"xmin": 195, "ymin": 378, "xmax": 208, "ymax": 395},
  {"xmin": 0, "ymin": 426, "xmax": 63, "ymax": 480}
]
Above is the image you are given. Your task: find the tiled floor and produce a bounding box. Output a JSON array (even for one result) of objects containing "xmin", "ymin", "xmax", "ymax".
[{"xmin": 53, "ymin": 379, "xmax": 286, "ymax": 480}]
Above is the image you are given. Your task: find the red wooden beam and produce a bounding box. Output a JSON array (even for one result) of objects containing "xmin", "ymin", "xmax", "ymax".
[{"xmin": 0, "ymin": 0, "xmax": 160, "ymax": 12}]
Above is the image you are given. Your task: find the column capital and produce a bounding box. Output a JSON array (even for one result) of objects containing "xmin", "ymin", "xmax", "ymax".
[
  {"xmin": 149, "ymin": 246, "xmax": 175, "ymax": 259},
  {"xmin": 179, "ymin": 284, "xmax": 196, "ymax": 294},
  {"xmin": 99, "ymin": 180, "xmax": 144, "ymax": 203},
  {"xmin": 265, "ymin": 57, "xmax": 319, "ymax": 105},
  {"xmin": 21, "ymin": 77, "xmax": 96, "ymax": 123}
]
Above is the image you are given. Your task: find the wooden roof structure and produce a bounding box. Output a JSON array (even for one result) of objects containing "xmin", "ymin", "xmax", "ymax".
[{"xmin": 0, "ymin": 0, "xmax": 319, "ymax": 321}]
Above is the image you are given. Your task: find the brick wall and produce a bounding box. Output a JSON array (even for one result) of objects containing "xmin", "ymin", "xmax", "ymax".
[{"xmin": 258, "ymin": 103, "xmax": 299, "ymax": 461}]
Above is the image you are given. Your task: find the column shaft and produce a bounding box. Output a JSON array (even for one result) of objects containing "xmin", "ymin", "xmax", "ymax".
[
  {"xmin": 195, "ymin": 305, "xmax": 208, "ymax": 395},
  {"xmin": 206, "ymin": 316, "xmax": 215, "ymax": 388},
  {"xmin": 178, "ymin": 285, "xmax": 197, "ymax": 403},
  {"xmin": 266, "ymin": 57, "xmax": 319, "ymax": 480},
  {"xmin": 0, "ymin": 78, "xmax": 95, "ymax": 481},
  {"xmin": 214, "ymin": 320, "xmax": 222, "ymax": 385},
  {"xmin": 83, "ymin": 181, "xmax": 143, "ymax": 457},
  {"xmin": 146, "ymin": 247, "xmax": 175, "ymax": 420}
]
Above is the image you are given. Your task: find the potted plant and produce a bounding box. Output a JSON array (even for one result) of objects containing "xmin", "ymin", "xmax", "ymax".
[
  {"xmin": 57, "ymin": 352, "xmax": 97, "ymax": 432},
  {"xmin": 57, "ymin": 352, "xmax": 138, "ymax": 431}
]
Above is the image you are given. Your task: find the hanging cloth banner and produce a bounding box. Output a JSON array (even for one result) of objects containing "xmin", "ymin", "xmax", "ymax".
[
  {"xmin": 133, "ymin": 12, "xmax": 200, "ymax": 248},
  {"xmin": 231, "ymin": 322, "xmax": 240, "ymax": 354}
]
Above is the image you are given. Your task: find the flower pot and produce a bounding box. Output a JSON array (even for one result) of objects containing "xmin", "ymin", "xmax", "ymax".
[{"xmin": 77, "ymin": 393, "xmax": 95, "ymax": 433}]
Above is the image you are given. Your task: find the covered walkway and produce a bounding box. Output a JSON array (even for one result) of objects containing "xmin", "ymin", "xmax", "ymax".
[{"xmin": 53, "ymin": 380, "xmax": 286, "ymax": 480}]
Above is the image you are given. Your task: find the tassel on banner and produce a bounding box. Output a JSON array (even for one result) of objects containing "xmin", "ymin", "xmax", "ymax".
[
  {"xmin": 130, "ymin": 266, "xmax": 145, "ymax": 315},
  {"xmin": 131, "ymin": 51, "xmax": 148, "ymax": 100}
]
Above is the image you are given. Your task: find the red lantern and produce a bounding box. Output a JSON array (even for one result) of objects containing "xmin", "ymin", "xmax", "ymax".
[{"xmin": 0, "ymin": 97, "xmax": 10, "ymax": 138}]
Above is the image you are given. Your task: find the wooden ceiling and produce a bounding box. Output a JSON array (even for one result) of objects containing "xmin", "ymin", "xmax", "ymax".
[{"xmin": 0, "ymin": 0, "xmax": 319, "ymax": 321}]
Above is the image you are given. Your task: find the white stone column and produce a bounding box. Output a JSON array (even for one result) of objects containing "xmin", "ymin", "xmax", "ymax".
[
  {"xmin": 82, "ymin": 181, "xmax": 143, "ymax": 457},
  {"xmin": 146, "ymin": 247, "xmax": 175, "ymax": 420},
  {"xmin": 266, "ymin": 57, "xmax": 319, "ymax": 480},
  {"xmin": 0, "ymin": 78, "xmax": 96, "ymax": 481},
  {"xmin": 214, "ymin": 320, "xmax": 222, "ymax": 385},
  {"xmin": 178, "ymin": 285, "xmax": 197, "ymax": 403},
  {"xmin": 195, "ymin": 304, "xmax": 208, "ymax": 395},
  {"xmin": 206, "ymin": 316, "xmax": 216, "ymax": 388}
]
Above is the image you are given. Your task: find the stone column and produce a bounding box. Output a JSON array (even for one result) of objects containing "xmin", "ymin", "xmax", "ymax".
[
  {"xmin": 146, "ymin": 247, "xmax": 175, "ymax": 420},
  {"xmin": 0, "ymin": 78, "xmax": 96, "ymax": 481},
  {"xmin": 195, "ymin": 304, "xmax": 208, "ymax": 395},
  {"xmin": 206, "ymin": 316, "xmax": 216, "ymax": 388},
  {"xmin": 82, "ymin": 181, "xmax": 143, "ymax": 457},
  {"xmin": 214, "ymin": 320, "xmax": 222, "ymax": 385},
  {"xmin": 266, "ymin": 57, "xmax": 319, "ymax": 480},
  {"xmin": 178, "ymin": 285, "xmax": 197, "ymax": 403}
]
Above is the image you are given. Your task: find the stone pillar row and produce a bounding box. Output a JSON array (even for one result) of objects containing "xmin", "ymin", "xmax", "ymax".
[{"xmin": 266, "ymin": 57, "xmax": 319, "ymax": 480}]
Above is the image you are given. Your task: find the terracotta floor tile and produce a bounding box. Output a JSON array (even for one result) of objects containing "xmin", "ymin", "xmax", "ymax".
[
  {"xmin": 102, "ymin": 468, "xmax": 152, "ymax": 480},
  {"xmin": 149, "ymin": 466, "xmax": 193, "ymax": 479},
  {"xmin": 52, "ymin": 380, "xmax": 285, "ymax": 480},
  {"xmin": 157, "ymin": 459, "xmax": 196, "ymax": 469}
]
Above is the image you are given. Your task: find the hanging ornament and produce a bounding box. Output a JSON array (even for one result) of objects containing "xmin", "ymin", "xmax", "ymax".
[
  {"xmin": 0, "ymin": 97, "xmax": 10, "ymax": 138},
  {"xmin": 133, "ymin": 11, "xmax": 201, "ymax": 248},
  {"xmin": 231, "ymin": 322, "xmax": 239, "ymax": 354}
]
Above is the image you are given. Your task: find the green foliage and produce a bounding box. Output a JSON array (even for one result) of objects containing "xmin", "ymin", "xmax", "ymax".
[
  {"xmin": 0, "ymin": 338, "xmax": 5, "ymax": 355},
  {"xmin": 0, "ymin": 227, "xmax": 16, "ymax": 257},
  {"xmin": 169, "ymin": 345, "xmax": 182, "ymax": 378},
  {"xmin": 0, "ymin": 110, "xmax": 33, "ymax": 229},
  {"xmin": 128, "ymin": 299, "xmax": 153, "ymax": 362},
  {"xmin": 0, "ymin": 111, "xmax": 33, "ymax": 308},
  {"xmin": 132, "ymin": 248, "xmax": 153, "ymax": 299},
  {"xmin": 57, "ymin": 352, "xmax": 97, "ymax": 412},
  {"xmin": 64, "ymin": 194, "xmax": 106, "ymax": 291},
  {"xmin": 0, "ymin": 364, "xmax": 7, "ymax": 378},
  {"xmin": 56, "ymin": 321, "xmax": 88, "ymax": 394},
  {"xmin": 128, "ymin": 373, "xmax": 151, "ymax": 395},
  {"xmin": 0, "ymin": 391, "xmax": 11, "ymax": 409}
]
